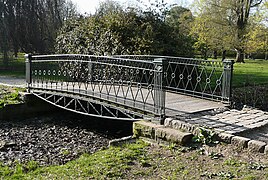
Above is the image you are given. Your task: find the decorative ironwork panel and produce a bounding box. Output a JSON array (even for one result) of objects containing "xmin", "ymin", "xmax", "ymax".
[
  {"xmin": 28, "ymin": 54, "xmax": 163, "ymax": 118},
  {"xmin": 164, "ymin": 57, "xmax": 224, "ymax": 101},
  {"xmin": 114, "ymin": 55, "xmax": 233, "ymax": 102}
]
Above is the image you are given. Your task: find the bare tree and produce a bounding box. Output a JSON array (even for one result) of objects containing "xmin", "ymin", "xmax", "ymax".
[{"xmin": 0, "ymin": 0, "xmax": 78, "ymax": 64}]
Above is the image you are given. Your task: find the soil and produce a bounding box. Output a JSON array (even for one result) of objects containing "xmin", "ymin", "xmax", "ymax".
[
  {"xmin": 128, "ymin": 142, "xmax": 268, "ymax": 179},
  {"xmin": 0, "ymin": 111, "xmax": 132, "ymax": 166}
]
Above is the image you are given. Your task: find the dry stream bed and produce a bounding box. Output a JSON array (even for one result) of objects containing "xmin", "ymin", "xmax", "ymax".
[{"xmin": 0, "ymin": 85, "xmax": 132, "ymax": 166}]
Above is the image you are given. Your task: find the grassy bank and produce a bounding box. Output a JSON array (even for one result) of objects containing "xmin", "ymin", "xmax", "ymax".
[
  {"xmin": 0, "ymin": 140, "xmax": 268, "ymax": 179},
  {"xmin": 0, "ymin": 85, "xmax": 25, "ymax": 109}
]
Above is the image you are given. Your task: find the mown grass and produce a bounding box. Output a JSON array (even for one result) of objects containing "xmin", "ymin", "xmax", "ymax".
[
  {"xmin": 0, "ymin": 140, "xmax": 268, "ymax": 179},
  {"xmin": 0, "ymin": 53, "xmax": 25, "ymax": 77},
  {"xmin": 233, "ymin": 59, "xmax": 268, "ymax": 87}
]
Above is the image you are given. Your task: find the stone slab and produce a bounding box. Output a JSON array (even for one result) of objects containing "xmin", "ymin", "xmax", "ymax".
[
  {"xmin": 155, "ymin": 127, "xmax": 193, "ymax": 145},
  {"xmin": 133, "ymin": 120, "xmax": 193, "ymax": 145},
  {"xmin": 217, "ymin": 133, "xmax": 234, "ymax": 144},
  {"xmin": 133, "ymin": 121, "xmax": 162, "ymax": 139},
  {"xmin": 231, "ymin": 136, "xmax": 250, "ymax": 148},
  {"xmin": 248, "ymin": 140, "xmax": 266, "ymax": 153}
]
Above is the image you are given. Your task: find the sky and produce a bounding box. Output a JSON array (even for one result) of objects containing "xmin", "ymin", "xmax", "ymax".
[{"xmin": 71, "ymin": 0, "xmax": 194, "ymax": 15}]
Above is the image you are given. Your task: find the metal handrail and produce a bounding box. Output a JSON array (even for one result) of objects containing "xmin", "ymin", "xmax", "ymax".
[
  {"xmin": 25, "ymin": 54, "xmax": 165, "ymax": 122},
  {"xmin": 26, "ymin": 54, "xmax": 234, "ymax": 123}
]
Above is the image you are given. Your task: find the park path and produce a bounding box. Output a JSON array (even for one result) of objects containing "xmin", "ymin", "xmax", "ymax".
[
  {"xmin": 0, "ymin": 76, "xmax": 26, "ymax": 87},
  {"xmin": 167, "ymin": 107, "xmax": 268, "ymax": 144}
]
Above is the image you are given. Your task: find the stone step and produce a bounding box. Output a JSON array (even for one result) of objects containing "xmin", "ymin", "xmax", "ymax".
[{"xmin": 133, "ymin": 121, "xmax": 193, "ymax": 145}]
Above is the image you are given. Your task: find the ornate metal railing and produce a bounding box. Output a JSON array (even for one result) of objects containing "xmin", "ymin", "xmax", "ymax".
[
  {"xmin": 25, "ymin": 54, "xmax": 165, "ymax": 121},
  {"xmin": 115, "ymin": 55, "xmax": 234, "ymax": 102},
  {"xmin": 25, "ymin": 54, "xmax": 233, "ymax": 122}
]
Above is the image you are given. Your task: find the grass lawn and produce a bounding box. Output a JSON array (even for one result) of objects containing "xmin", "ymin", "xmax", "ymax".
[
  {"xmin": 232, "ymin": 59, "xmax": 268, "ymax": 87},
  {"xmin": 0, "ymin": 140, "xmax": 268, "ymax": 179},
  {"xmin": 0, "ymin": 53, "xmax": 25, "ymax": 77}
]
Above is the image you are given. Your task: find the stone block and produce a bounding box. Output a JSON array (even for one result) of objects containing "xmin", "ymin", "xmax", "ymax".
[
  {"xmin": 231, "ymin": 136, "xmax": 250, "ymax": 148},
  {"xmin": 230, "ymin": 109, "xmax": 239, "ymax": 112},
  {"xmin": 232, "ymin": 127, "xmax": 248, "ymax": 134},
  {"xmin": 133, "ymin": 121, "xmax": 162, "ymax": 139},
  {"xmin": 155, "ymin": 127, "xmax": 193, "ymax": 145},
  {"xmin": 217, "ymin": 133, "xmax": 234, "ymax": 144},
  {"xmin": 224, "ymin": 130, "xmax": 236, "ymax": 135},
  {"xmin": 164, "ymin": 118, "xmax": 173, "ymax": 127},
  {"xmin": 264, "ymin": 145, "xmax": 268, "ymax": 155},
  {"xmin": 248, "ymin": 140, "xmax": 266, "ymax": 153},
  {"xmin": 254, "ymin": 121, "xmax": 268, "ymax": 128},
  {"xmin": 171, "ymin": 120, "xmax": 183, "ymax": 130},
  {"xmin": 181, "ymin": 123, "xmax": 193, "ymax": 132},
  {"xmin": 214, "ymin": 128, "xmax": 225, "ymax": 133}
]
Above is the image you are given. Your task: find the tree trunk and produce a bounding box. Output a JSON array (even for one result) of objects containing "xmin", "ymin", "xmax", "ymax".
[
  {"xmin": 236, "ymin": 48, "xmax": 245, "ymax": 63},
  {"xmin": 201, "ymin": 48, "xmax": 208, "ymax": 60},
  {"xmin": 13, "ymin": 43, "xmax": 18, "ymax": 58},
  {"xmin": 213, "ymin": 50, "xmax": 217, "ymax": 59},
  {"xmin": 3, "ymin": 49, "xmax": 8, "ymax": 67},
  {"xmin": 265, "ymin": 52, "xmax": 268, "ymax": 60},
  {"xmin": 14, "ymin": 49, "xmax": 18, "ymax": 58},
  {"xmin": 2, "ymin": 33, "xmax": 9, "ymax": 67},
  {"xmin": 222, "ymin": 50, "xmax": 226, "ymax": 61}
]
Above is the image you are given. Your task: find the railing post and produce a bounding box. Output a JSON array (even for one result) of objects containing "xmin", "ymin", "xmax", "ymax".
[
  {"xmin": 222, "ymin": 60, "xmax": 234, "ymax": 102},
  {"xmin": 153, "ymin": 58, "xmax": 166, "ymax": 124},
  {"xmin": 25, "ymin": 54, "xmax": 32, "ymax": 92},
  {"xmin": 88, "ymin": 60, "xmax": 93, "ymax": 82}
]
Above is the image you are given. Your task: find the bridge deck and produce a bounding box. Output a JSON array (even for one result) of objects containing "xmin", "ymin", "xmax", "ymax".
[
  {"xmin": 31, "ymin": 82, "xmax": 227, "ymax": 118},
  {"xmin": 165, "ymin": 92, "xmax": 226, "ymax": 116}
]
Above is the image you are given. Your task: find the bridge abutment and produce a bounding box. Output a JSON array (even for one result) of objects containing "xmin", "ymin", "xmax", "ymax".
[
  {"xmin": 0, "ymin": 93, "xmax": 57, "ymax": 120},
  {"xmin": 133, "ymin": 120, "xmax": 193, "ymax": 145}
]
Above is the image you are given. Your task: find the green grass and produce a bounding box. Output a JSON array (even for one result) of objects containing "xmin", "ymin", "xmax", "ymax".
[
  {"xmin": 205, "ymin": 58, "xmax": 268, "ymax": 87},
  {"xmin": 0, "ymin": 53, "xmax": 25, "ymax": 77},
  {"xmin": 233, "ymin": 59, "xmax": 268, "ymax": 87},
  {"xmin": 0, "ymin": 85, "xmax": 25, "ymax": 109},
  {"xmin": 0, "ymin": 71, "xmax": 25, "ymax": 78}
]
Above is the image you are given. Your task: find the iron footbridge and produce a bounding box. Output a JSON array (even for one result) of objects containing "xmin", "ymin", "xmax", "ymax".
[{"xmin": 25, "ymin": 54, "xmax": 234, "ymax": 124}]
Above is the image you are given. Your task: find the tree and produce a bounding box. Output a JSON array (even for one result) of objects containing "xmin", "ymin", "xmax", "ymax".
[
  {"xmin": 166, "ymin": 6, "xmax": 195, "ymax": 57},
  {"xmin": 0, "ymin": 0, "xmax": 11, "ymax": 65},
  {"xmin": 242, "ymin": 1, "xmax": 268, "ymax": 60},
  {"xmin": 56, "ymin": 1, "xmax": 195, "ymax": 57},
  {"xmin": 0, "ymin": 0, "xmax": 78, "ymax": 64},
  {"xmin": 56, "ymin": 7, "xmax": 156, "ymax": 55},
  {"xmin": 246, "ymin": 25, "xmax": 268, "ymax": 59},
  {"xmin": 192, "ymin": 0, "xmax": 265, "ymax": 62},
  {"xmin": 191, "ymin": 8, "xmax": 231, "ymax": 60}
]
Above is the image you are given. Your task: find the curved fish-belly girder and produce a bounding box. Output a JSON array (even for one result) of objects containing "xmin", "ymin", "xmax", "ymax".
[{"xmin": 32, "ymin": 90, "xmax": 149, "ymax": 121}]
